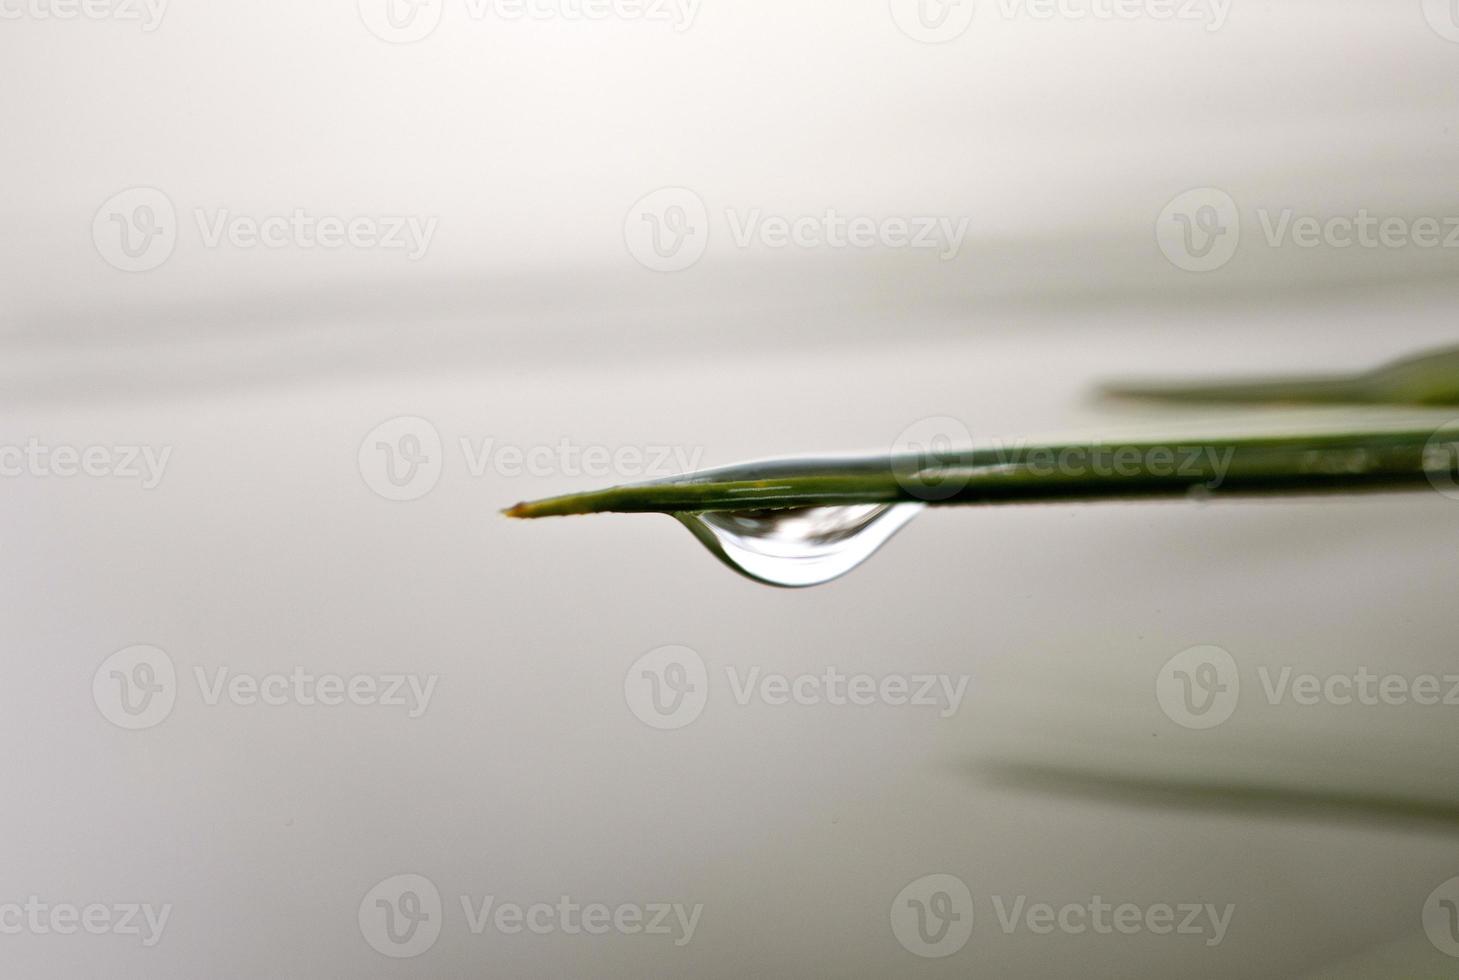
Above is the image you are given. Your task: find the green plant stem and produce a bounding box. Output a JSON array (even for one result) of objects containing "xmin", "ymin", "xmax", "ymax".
[
  {"xmin": 504, "ymin": 426, "xmax": 1456, "ymax": 518},
  {"xmin": 1101, "ymin": 374, "xmax": 1374, "ymax": 406},
  {"xmin": 1101, "ymin": 343, "xmax": 1459, "ymax": 407}
]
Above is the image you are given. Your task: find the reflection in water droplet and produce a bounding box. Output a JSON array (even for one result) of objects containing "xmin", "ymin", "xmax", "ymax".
[{"xmin": 674, "ymin": 504, "xmax": 924, "ymax": 588}]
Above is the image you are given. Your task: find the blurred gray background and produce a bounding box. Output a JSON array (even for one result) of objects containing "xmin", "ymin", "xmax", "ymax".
[{"xmin": 4, "ymin": 1, "xmax": 1459, "ymax": 976}]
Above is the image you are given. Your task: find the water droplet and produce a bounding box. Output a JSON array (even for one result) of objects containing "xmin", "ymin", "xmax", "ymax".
[{"xmin": 673, "ymin": 503, "xmax": 923, "ymax": 588}]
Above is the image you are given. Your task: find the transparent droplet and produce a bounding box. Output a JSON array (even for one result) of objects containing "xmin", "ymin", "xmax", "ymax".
[{"xmin": 674, "ymin": 504, "xmax": 923, "ymax": 588}]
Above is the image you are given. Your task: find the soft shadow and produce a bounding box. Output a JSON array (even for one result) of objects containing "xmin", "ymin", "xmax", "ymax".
[{"xmin": 973, "ymin": 759, "xmax": 1459, "ymax": 836}]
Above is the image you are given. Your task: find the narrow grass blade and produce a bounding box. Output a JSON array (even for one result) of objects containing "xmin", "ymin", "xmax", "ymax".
[
  {"xmin": 1102, "ymin": 343, "xmax": 1459, "ymax": 407},
  {"xmin": 505, "ymin": 425, "xmax": 1457, "ymax": 519}
]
